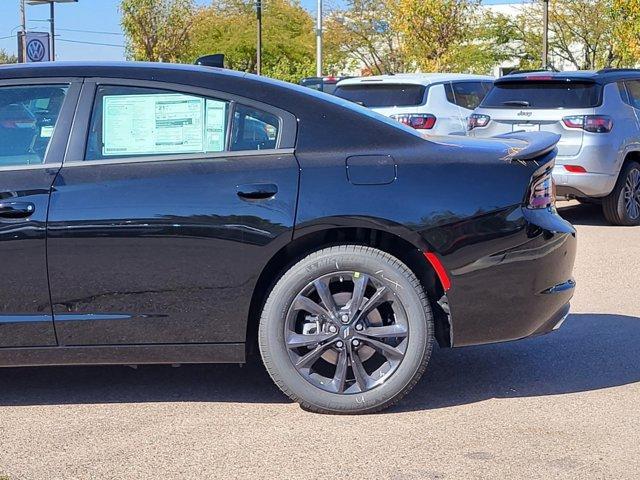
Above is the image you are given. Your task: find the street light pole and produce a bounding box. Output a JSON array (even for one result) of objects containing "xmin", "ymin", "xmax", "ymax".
[
  {"xmin": 316, "ymin": 0, "xmax": 322, "ymax": 77},
  {"xmin": 542, "ymin": 0, "xmax": 549, "ymax": 69},
  {"xmin": 256, "ymin": 0, "xmax": 262, "ymax": 75}
]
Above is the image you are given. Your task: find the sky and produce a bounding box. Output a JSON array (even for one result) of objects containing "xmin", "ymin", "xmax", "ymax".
[{"xmin": 0, "ymin": 0, "xmax": 523, "ymax": 62}]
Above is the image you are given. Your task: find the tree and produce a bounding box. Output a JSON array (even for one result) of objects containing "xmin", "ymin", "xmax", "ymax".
[
  {"xmin": 325, "ymin": 0, "xmax": 407, "ymax": 75},
  {"xmin": 489, "ymin": 0, "xmax": 624, "ymax": 71},
  {"xmin": 391, "ymin": 0, "xmax": 486, "ymax": 72},
  {"xmin": 0, "ymin": 49, "xmax": 17, "ymax": 64},
  {"xmin": 189, "ymin": 0, "xmax": 329, "ymax": 82},
  {"xmin": 613, "ymin": 0, "xmax": 640, "ymax": 65},
  {"xmin": 120, "ymin": 0, "xmax": 195, "ymax": 62}
]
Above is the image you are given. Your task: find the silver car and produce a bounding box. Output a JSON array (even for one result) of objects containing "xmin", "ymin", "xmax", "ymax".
[
  {"xmin": 334, "ymin": 74, "xmax": 494, "ymax": 136},
  {"xmin": 468, "ymin": 70, "xmax": 640, "ymax": 226}
]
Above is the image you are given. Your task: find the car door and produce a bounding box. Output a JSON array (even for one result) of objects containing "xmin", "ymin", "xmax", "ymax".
[
  {"xmin": 0, "ymin": 78, "xmax": 81, "ymax": 348},
  {"xmin": 47, "ymin": 79, "xmax": 299, "ymax": 346}
]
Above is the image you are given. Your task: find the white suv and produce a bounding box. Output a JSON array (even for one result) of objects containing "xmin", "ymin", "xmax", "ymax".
[{"xmin": 334, "ymin": 73, "xmax": 494, "ymax": 136}]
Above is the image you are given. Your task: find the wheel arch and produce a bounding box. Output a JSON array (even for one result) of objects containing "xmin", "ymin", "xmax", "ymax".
[{"xmin": 245, "ymin": 223, "xmax": 452, "ymax": 359}]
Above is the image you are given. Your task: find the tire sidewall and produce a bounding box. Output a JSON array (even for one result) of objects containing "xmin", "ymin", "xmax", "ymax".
[
  {"xmin": 259, "ymin": 247, "xmax": 432, "ymax": 413},
  {"xmin": 607, "ymin": 162, "xmax": 640, "ymax": 226}
]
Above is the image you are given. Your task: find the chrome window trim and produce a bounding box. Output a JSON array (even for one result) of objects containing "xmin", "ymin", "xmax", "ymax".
[
  {"xmin": 64, "ymin": 77, "xmax": 297, "ymax": 166},
  {"xmin": 63, "ymin": 148, "xmax": 295, "ymax": 167},
  {"xmin": 0, "ymin": 163, "xmax": 63, "ymax": 172}
]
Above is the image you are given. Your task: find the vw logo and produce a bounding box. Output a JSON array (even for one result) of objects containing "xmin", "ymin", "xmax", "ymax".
[{"xmin": 27, "ymin": 39, "xmax": 46, "ymax": 62}]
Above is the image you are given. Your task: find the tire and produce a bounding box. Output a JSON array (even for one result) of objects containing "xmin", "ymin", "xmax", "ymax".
[
  {"xmin": 603, "ymin": 161, "xmax": 640, "ymax": 226},
  {"xmin": 258, "ymin": 245, "xmax": 434, "ymax": 414}
]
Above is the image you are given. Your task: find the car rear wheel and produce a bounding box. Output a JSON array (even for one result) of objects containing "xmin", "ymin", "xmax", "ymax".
[
  {"xmin": 603, "ymin": 161, "xmax": 640, "ymax": 226},
  {"xmin": 258, "ymin": 245, "xmax": 433, "ymax": 414}
]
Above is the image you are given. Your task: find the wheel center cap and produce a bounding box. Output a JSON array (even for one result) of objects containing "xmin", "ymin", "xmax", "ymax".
[{"xmin": 340, "ymin": 325, "xmax": 353, "ymax": 340}]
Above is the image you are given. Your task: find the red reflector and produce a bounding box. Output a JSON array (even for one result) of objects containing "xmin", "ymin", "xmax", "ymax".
[
  {"xmin": 564, "ymin": 165, "xmax": 587, "ymax": 173},
  {"xmin": 424, "ymin": 252, "xmax": 451, "ymax": 291}
]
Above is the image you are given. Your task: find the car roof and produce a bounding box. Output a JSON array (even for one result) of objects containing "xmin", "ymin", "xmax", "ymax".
[
  {"xmin": 497, "ymin": 69, "xmax": 640, "ymax": 85},
  {"xmin": 337, "ymin": 73, "xmax": 494, "ymax": 87},
  {"xmin": 0, "ymin": 60, "xmax": 248, "ymax": 80}
]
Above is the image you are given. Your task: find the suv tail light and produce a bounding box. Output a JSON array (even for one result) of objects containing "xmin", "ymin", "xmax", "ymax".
[
  {"xmin": 467, "ymin": 113, "xmax": 491, "ymax": 130},
  {"xmin": 391, "ymin": 114, "xmax": 436, "ymax": 130},
  {"xmin": 562, "ymin": 115, "xmax": 613, "ymax": 133},
  {"xmin": 528, "ymin": 168, "xmax": 556, "ymax": 209}
]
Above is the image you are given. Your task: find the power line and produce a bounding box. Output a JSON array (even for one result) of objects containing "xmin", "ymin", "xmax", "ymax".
[
  {"xmin": 57, "ymin": 38, "xmax": 125, "ymax": 48},
  {"xmin": 56, "ymin": 28, "xmax": 123, "ymax": 36}
]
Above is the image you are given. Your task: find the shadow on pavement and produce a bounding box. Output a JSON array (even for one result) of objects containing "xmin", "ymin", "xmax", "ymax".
[
  {"xmin": 398, "ymin": 313, "xmax": 640, "ymax": 412},
  {"xmin": 0, "ymin": 313, "xmax": 638, "ymax": 410},
  {"xmin": 557, "ymin": 202, "xmax": 609, "ymax": 226}
]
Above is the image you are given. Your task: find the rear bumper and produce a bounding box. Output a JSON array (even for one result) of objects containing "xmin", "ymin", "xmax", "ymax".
[
  {"xmin": 553, "ymin": 164, "xmax": 617, "ymax": 198},
  {"xmin": 441, "ymin": 207, "xmax": 577, "ymax": 347}
]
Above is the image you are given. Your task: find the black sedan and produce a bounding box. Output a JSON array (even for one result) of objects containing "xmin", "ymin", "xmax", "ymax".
[{"xmin": 0, "ymin": 62, "xmax": 576, "ymax": 414}]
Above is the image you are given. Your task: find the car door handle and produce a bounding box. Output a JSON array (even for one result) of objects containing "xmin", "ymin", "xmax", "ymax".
[
  {"xmin": 236, "ymin": 183, "xmax": 278, "ymax": 200},
  {"xmin": 0, "ymin": 201, "xmax": 36, "ymax": 219}
]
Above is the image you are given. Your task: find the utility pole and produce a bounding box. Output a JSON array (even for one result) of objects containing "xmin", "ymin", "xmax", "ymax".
[
  {"xmin": 542, "ymin": 0, "xmax": 549, "ymax": 69},
  {"xmin": 20, "ymin": 0, "xmax": 27, "ymax": 61},
  {"xmin": 256, "ymin": 0, "xmax": 262, "ymax": 75},
  {"xmin": 49, "ymin": 0, "xmax": 55, "ymax": 60},
  {"xmin": 316, "ymin": 0, "xmax": 322, "ymax": 77}
]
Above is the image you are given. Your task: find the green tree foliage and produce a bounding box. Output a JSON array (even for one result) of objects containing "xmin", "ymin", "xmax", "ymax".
[
  {"xmin": 0, "ymin": 49, "xmax": 18, "ymax": 64},
  {"xmin": 188, "ymin": 0, "xmax": 321, "ymax": 82},
  {"xmin": 488, "ymin": 0, "xmax": 633, "ymax": 71},
  {"xmin": 120, "ymin": 0, "xmax": 195, "ymax": 62},
  {"xmin": 325, "ymin": 0, "xmax": 407, "ymax": 75}
]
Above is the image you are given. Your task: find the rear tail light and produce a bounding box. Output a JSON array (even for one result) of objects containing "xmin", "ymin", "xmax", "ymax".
[
  {"xmin": 562, "ymin": 115, "xmax": 613, "ymax": 133},
  {"xmin": 467, "ymin": 113, "xmax": 491, "ymax": 130},
  {"xmin": 528, "ymin": 168, "xmax": 556, "ymax": 209},
  {"xmin": 391, "ymin": 114, "xmax": 436, "ymax": 130}
]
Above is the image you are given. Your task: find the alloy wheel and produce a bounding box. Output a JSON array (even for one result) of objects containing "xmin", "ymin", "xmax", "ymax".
[
  {"xmin": 284, "ymin": 271, "xmax": 409, "ymax": 394},
  {"xmin": 624, "ymin": 168, "xmax": 640, "ymax": 220}
]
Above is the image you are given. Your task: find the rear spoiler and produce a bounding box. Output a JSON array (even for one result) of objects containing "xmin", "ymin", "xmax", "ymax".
[{"xmin": 493, "ymin": 131, "xmax": 561, "ymax": 162}]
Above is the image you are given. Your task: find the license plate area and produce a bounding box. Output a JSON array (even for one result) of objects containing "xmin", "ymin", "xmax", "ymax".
[{"xmin": 514, "ymin": 123, "xmax": 540, "ymax": 132}]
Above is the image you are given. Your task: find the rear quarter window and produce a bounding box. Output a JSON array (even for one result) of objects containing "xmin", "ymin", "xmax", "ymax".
[
  {"xmin": 481, "ymin": 81, "xmax": 601, "ymax": 109},
  {"xmin": 334, "ymin": 84, "xmax": 427, "ymax": 108},
  {"xmin": 444, "ymin": 81, "xmax": 492, "ymax": 110}
]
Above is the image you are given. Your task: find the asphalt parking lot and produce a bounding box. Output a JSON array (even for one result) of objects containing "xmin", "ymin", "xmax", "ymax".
[{"xmin": 0, "ymin": 201, "xmax": 638, "ymax": 480}]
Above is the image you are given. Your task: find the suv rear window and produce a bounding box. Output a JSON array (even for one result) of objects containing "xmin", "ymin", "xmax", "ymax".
[
  {"xmin": 481, "ymin": 81, "xmax": 601, "ymax": 109},
  {"xmin": 334, "ymin": 84, "xmax": 426, "ymax": 108}
]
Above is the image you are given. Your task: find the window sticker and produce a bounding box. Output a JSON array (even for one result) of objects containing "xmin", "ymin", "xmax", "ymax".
[
  {"xmin": 205, "ymin": 99, "xmax": 227, "ymax": 152},
  {"xmin": 102, "ymin": 93, "xmax": 207, "ymax": 156}
]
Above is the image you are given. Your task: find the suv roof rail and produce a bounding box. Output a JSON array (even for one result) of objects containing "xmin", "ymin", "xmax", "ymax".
[{"xmin": 596, "ymin": 67, "xmax": 640, "ymax": 74}]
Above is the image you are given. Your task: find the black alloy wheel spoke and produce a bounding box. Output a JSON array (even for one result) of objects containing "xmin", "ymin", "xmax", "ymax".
[
  {"xmin": 313, "ymin": 278, "xmax": 339, "ymax": 319},
  {"xmin": 348, "ymin": 273, "xmax": 369, "ymax": 319},
  {"xmin": 362, "ymin": 324, "xmax": 408, "ymax": 339},
  {"xmin": 361, "ymin": 337, "xmax": 405, "ymax": 360},
  {"xmin": 286, "ymin": 331, "xmax": 334, "ymax": 349}
]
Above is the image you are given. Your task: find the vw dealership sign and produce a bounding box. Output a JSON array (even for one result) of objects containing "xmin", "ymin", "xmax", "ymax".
[{"xmin": 18, "ymin": 32, "xmax": 51, "ymax": 63}]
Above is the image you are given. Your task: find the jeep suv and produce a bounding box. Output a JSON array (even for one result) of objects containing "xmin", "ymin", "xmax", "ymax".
[
  {"xmin": 335, "ymin": 74, "xmax": 494, "ymax": 136},
  {"xmin": 468, "ymin": 69, "xmax": 640, "ymax": 226}
]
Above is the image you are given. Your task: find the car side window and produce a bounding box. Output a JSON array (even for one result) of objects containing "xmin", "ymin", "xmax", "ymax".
[
  {"xmin": 444, "ymin": 82, "xmax": 490, "ymax": 110},
  {"xmin": 0, "ymin": 84, "xmax": 68, "ymax": 167},
  {"xmin": 230, "ymin": 104, "xmax": 280, "ymax": 151},
  {"xmin": 622, "ymin": 80, "xmax": 640, "ymax": 109},
  {"xmin": 86, "ymin": 86, "xmax": 229, "ymax": 160}
]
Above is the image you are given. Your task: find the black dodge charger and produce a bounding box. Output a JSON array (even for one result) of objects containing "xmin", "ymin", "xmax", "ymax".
[{"xmin": 0, "ymin": 62, "xmax": 576, "ymax": 413}]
